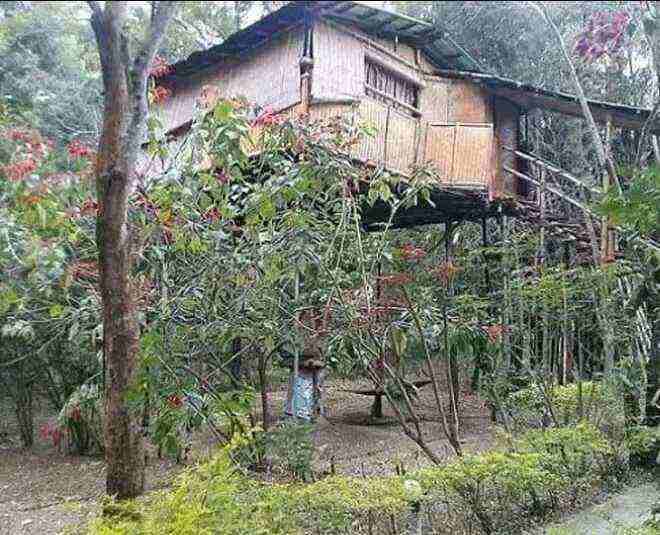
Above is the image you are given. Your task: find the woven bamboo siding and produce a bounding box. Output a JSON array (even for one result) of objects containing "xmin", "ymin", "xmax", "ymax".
[
  {"xmin": 425, "ymin": 125, "xmax": 493, "ymax": 185},
  {"xmin": 420, "ymin": 79, "xmax": 450, "ymax": 123},
  {"xmin": 449, "ymin": 81, "xmax": 492, "ymax": 123},
  {"xmin": 314, "ymin": 22, "xmax": 364, "ymax": 101},
  {"xmin": 424, "ymin": 125, "xmax": 455, "ymax": 183},
  {"xmin": 452, "ymin": 125, "xmax": 493, "ymax": 185},
  {"xmin": 385, "ymin": 109, "xmax": 417, "ymax": 172},
  {"xmin": 356, "ymin": 99, "xmax": 388, "ymax": 165},
  {"xmin": 160, "ymin": 30, "xmax": 303, "ymax": 132}
]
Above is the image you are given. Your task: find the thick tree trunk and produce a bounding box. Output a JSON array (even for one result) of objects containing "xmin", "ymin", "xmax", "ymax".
[
  {"xmin": 98, "ymin": 169, "xmax": 145, "ymax": 497},
  {"xmin": 88, "ymin": 0, "xmax": 178, "ymax": 499}
]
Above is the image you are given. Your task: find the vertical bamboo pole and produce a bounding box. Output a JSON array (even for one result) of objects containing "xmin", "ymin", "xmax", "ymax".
[
  {"xmin": 601, "ymin": 115, "xmax": 613, "ymax": 264},
  {"xmin": 292, "ymin": 269, "xmax": 300, "ymax": 421},
  {"xmin": 444, "ymin": 222, "xmax": 460, "ymax": 432}
]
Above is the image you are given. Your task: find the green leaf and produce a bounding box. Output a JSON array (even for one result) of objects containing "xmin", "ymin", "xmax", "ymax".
[{"xmin": 49, "ymin": 304, "xmax": 64, "ymax": 318}]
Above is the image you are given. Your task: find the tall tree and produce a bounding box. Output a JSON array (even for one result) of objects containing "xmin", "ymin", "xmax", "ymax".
[{"xmin": 86, "ymin": 0, "xmax": 178, "ymax": 499}]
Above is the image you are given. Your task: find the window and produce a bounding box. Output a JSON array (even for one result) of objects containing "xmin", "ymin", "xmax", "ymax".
[{"xmin": 364, "ymin": 58, "xmax": 420, "ymax": 115}]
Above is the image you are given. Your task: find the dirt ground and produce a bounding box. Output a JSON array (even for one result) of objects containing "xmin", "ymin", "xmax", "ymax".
[{"xmin": 0, "ymin": 378, "xmax": 493, "ymax": 535}]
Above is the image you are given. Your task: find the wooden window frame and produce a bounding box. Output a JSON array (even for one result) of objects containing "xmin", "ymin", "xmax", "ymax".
[{"xmin": 364, "ymin": 55, "xmax": 421, "ymax": 117}]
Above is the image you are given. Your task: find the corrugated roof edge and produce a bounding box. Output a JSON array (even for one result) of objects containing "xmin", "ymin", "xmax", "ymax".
[{"xmin": 158, "ymin": 1, "xmax": 484, "ymax": 83}]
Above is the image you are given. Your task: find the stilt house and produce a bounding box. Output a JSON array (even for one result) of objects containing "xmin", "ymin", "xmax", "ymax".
[{"xmin": 156, "ymin": 0, "xmax": 658, "ymax": 229}]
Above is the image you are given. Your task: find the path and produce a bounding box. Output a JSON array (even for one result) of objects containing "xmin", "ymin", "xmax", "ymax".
[{"xmin": 539, "ymin": 483, "xmax": 659, "ymax": 534}]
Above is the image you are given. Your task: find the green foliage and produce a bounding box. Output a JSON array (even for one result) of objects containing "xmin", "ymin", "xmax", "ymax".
[
  {"xmin": 56, "ymin": 383, "xmax": 104, "ymax": 454},
  {"xmin": 88, "ymin": 424, "xmax": 626, "ymax": 535},
  {"xmin": 598, "ymin": 167, "xmax": 660, "ymax": 239},
  {"xmin": 503, "ymin": 381, "xmax": 625, "ymax": 430},
  {"xmin": 235, "ymin": 422, "xmax": 315, "ymax": 481}
]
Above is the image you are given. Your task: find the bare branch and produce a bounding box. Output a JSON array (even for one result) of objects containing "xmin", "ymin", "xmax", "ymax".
[
  {"xmin": 528, "ymin": 1, "xmax": 622, "ymax": 195},
  {"xmin": 86, "ymin": 1, "xmax": 102, "ymax": 16}
]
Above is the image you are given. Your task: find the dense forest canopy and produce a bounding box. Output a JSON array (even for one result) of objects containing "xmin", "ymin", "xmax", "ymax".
[{"xmin": 0, "ymin": 1, "xmax": 658, "ymax": 534}]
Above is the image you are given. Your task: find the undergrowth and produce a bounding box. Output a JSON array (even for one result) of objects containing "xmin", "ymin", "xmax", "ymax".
[{"xmin": 88, "ymin": 423, "xmax": 642, "ymax": 535}]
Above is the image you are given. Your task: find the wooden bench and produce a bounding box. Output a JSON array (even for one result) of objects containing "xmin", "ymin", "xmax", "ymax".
[{"xmin": 342, "ymin": 380, "xmax": 432, "ymax": 419}]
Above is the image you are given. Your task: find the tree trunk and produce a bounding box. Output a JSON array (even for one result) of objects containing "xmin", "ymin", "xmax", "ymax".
[
  {"xmin": 88, "ymin": 0, "xmax": 178, "ymax": 499},
  {"xmin": 257, "ymin": 354, "xmax": 270, "ymax": 431}
]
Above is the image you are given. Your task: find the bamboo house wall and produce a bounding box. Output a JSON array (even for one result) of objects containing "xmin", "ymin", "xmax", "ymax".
[{"xmin": 158, "ymin": 19, "xmax": 521, "ymax": 198}]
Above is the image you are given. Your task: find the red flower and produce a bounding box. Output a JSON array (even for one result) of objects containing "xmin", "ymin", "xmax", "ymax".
[
  {"xmin": 149, "ymin": 56, "xmax": 173, "ymax": 78},
  {"xmin": 399, "ymin": 243, "xmax": 426, "ymax": 261},
  {"xmin": 2, "ymin": 159, "xmax": 37, "ymax": 181},
  {"xmin": 67, "ymin": 140, "xmax": 92, "ymax": 159},
  {"xmin": 167, "ymin": 394, "xmax": 183, "ymax": 409},
  {"xmin": 204, "ymin": 207, "xmax": 221, "ymax": 222},
  {"xmin": 80, "ymin": 198, "xmax": 99, "ymax": 217},
  {"xmin": 251, "ymin": 107, "xmax": 283, "ymax": 127},
  {"xmin": 150, "ymin": 86, "xmax": 172, "ymax": 104},
  {"xmin": 216, "ymin": 170, "xmax": 230, "ymax": 184}
]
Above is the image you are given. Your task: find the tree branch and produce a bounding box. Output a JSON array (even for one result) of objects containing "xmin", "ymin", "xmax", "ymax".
[{"xmin": 86, "ymin": 1, "xmax": 102, "ymax": 16}]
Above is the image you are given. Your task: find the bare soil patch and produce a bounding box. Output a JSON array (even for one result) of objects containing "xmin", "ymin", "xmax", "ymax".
[{"xmin": 0, "ymin": 379, "xmax": 492, "ymax": 534}]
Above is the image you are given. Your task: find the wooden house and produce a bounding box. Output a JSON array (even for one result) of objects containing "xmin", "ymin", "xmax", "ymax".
[{"xmin": 156, "ymin": 1, "xmax": 658, "ymax": 228}]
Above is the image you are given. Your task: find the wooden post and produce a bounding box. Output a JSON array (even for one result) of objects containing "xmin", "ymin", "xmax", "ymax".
[
  {"xmin": 538, "ymin": 166, "xmax": 546, "ymax": 268},
  {"xmin": 602, "ymin": 114, "xmax": 615, "ymax": 264},
  {"xmin": 299, "ymin": 19, "xmax": 314, "ymax": 116}
]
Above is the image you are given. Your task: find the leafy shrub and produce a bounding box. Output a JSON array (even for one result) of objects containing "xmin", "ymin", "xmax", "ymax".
[
  {"xmin": 233, "ymin": 421, "xmax": 315, "ymax": 481},
  {"xmin": 41, "ymin": 383, "xmax": 104, "ymax": 454},
  {"xmin": 625, "ymin": 425, "xmax": 660, "ymax": 467},
  {"xmin": 88, "ymin": 424, "xmax": 628, "ymax": 535},
  {"xmin": 503, "ymin": 381, "xmax": 624, "ymax": 432}
]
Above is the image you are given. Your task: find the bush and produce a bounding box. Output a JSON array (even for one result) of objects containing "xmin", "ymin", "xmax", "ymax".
[
  {"xmin": 503, "ymin": 381, "xmax": 624, "ymax": 432},
  {"xmin": 88, "ymin": 423, "xmax": 630, "ymax": 535},
  {"xmin": 40, "ymin": 383, "xmax": 104, "ymax": 454},
  {"xmin": 625, "ymin": 426, "xmax": 660, "ymax": 467}
]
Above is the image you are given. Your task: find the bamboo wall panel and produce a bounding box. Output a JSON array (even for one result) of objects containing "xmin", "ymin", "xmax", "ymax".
[
  {"xmin": 314, "ymin": 22, "xmax": 364, "ymax": 101},
  {"xmin": 160, "ymin": 30, "xmax": 303, "ymax": 132},
  {"xmin": 452, "ymin": 125, "xmax": 493, "ymax": 184},
  {"xmin": 448, "ymin": 81, "xmax": 492, "ymax": 123},
  {"xmin": 420, "ymin": 79, "xmax": 450, "ymax": 123},
  {"xmin": 309, "ymin": 102, "xmax": 355, "ymax": 122},
  {"xmin": 385, "ymin": 109, "xmax": 417, "ymax": 172},
  {"xmin": 424, "ymin": 125, "xmax": 455, "ymax": 183},
  {"xmin": 356, "ymin": 99, "xmax": 388, "ymax": 165}
]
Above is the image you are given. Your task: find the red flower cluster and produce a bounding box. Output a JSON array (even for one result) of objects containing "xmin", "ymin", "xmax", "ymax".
[
  {"xmin": 39, "ymin": 422, "xmax": 64, "ymax": 448},
  {"xmin": 377, "ymin": 272, "xmax": 413, "ymax": 287},
  {"xmin": 149, "ymin": 56, "xmax": 173, "ymax": 78},
  {"xmin": 2, "ymin": 158, "xmax": 37, "ymax": 181},
  {"xmin": 575, "ymin": 10, "xmax": 630, "ymax": 60},
  {"xmin": 399, "ymin": 243, "xmax": 426, "ymax": 261},
  {"xmin": 251, "ymin": 107, "xmax": 283, "ymax": 127},
  {"xmin": 167, "ymin": 394, "xmax": 183, "ymax": 409},
  {"xmin": 216, "ymin": 169, "xmax": 230, "ymax": 184},
  {"xmin": 80, "ymin": 198, "xmax": 99, "ymax": 217},
  {"xmin": 150, "ymin": 85, "xmax": 172, "ymax": 104},
  {"xmin": 67, "ymin": 139, "xmax": 93, "ymax": 159},
  {"xmin": 204, "ymin": 207, "xmax": 221, "ymax": 222}
]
